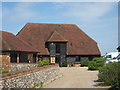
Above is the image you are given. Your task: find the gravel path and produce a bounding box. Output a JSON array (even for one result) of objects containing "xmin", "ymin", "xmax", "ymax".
[{"xmin": 43, "ymin": 67, "xmax": 109, "ymax": 88}]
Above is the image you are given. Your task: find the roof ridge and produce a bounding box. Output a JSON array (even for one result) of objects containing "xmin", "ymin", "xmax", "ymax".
[{"xmin": 27, "ymin": 22, "xmax": 76, "ymax": 25}]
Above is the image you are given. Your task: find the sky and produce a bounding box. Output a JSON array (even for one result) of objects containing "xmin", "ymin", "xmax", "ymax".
[{"xmin": 1, "ymin": 1, "xmax": 119, "ymax": 55}]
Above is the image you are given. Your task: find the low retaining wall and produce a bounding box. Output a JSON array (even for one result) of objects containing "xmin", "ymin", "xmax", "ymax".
[
  {"xmin": 9, "ymin": 63, "xmax": 39, "ymax": 72},
  {"xmin": 0, "ymin": 64, "xmax": 59, "ymax": 88}
]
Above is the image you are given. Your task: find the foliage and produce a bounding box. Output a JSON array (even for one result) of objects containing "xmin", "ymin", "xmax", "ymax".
[
  {"xmin": 80, "ymin": 60, "xmax": 90, "ymax": 67},
  {"xmin": 98, "ymin": 62, "xmax": 120, "ymax": 88},
  {"xmin": 0, "ymin": 67, "xmax": 2, "ymax": 70},
  {"xmin": 0, "ymin": 71, "xmax": 9, "ymax": 74},
  {"xmin": 88, "ymin": 57, "xmax": 107, "ymax": 70},
  {"xmin": 38, "ymin": 59, "xmax": 50, "ymax": 66},
  {"xmin": 61, "ymin": 61, "xmax": 68, "ymax": 67},
  {"xmin": 0, "ymin": 61, "xmax": 2, "ymax": 70},
  {"xmin": 33, "ymin": 82, "xmax": 44, "ymax": 88}
]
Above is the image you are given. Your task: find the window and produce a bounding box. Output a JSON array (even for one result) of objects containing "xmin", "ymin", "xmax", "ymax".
[
  {"xmin": 116, "ymin": 54, "xmax": 120, "ymax": 59},
  {"xmin": 56, "ymin": 43, "xmax": 60, "ymax": 53},
  {"xmin": 105, "ymin": 55, "xmax": 112, "ymax": 58}
]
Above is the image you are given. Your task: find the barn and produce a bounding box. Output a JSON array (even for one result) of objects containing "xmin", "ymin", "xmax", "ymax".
[{"xmin": 17, "ymin": 23, "xmax": 101, "ymax": 66}]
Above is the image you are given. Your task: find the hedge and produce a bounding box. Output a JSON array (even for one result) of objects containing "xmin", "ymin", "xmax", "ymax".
[
  {"xmin": 80, "ymin": 60, "xmax": 90, "ymax": 67},
  {"xmin": 98, "ymin": 62, "xmax": 120, "ymax": 88},
  {"xmin": 88, "ymin": 57, "xmax": 107, "ymax": 70}
]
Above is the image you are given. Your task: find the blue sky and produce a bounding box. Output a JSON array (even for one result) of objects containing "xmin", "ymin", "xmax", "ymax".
[{"xmin": 1, "ymin": 2, "xmax": 118, "ymax": 55}]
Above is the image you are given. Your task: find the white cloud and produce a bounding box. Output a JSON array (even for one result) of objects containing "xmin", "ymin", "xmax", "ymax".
[
  {"xmin": 55, "ymin": 3, "xmax": 115, "ymax": 24},
  {"xmin": 3, "ymin": 2, "xmax": 37, "ymax": 23}
]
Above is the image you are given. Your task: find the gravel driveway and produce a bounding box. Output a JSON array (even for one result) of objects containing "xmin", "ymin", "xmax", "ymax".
[{"xmin": 43, "ymin": 67, "xmax": 109, "ymax": 88}]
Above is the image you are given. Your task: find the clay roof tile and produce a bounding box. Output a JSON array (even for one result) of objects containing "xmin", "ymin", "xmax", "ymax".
[
  {"xmin": 0, "ymin": 30, "xmax": 39, "ymax": 52},
  {"xmin": 17, "ymin": 23, "xmax": 101, "ymax": 55}
]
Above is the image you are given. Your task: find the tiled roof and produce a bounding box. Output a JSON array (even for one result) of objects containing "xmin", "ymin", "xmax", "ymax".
[
  {"xmin": 0, "ymin": 30, "xmax": 38, "ymax": 52},
  {"xmin": 47, "ymin": 31, "xmax": 68, "ymax": 42},
  {"xmin": 17, "ymin": 23, "xmax": 101, "ymax": 55}
]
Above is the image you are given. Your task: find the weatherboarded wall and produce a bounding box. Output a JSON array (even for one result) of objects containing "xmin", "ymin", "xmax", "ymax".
[{"xmin": 0, "ymin": 64, "xmax": 59, "ymax": 88}]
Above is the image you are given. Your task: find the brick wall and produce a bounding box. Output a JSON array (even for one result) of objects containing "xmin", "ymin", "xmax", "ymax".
[
  {"xmin": 28, "ymin": 53, "xmax": 33, "ymax": 63},
  {"xmin": 0, "ymin": 53, "xmax": 10, "ymax": 71}
]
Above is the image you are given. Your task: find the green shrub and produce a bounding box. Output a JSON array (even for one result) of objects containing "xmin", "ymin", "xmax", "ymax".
[
  {"xmin": 62, "ymin": 61, "xmax": 68, "ymax": 67},
  {"xmin": 88, "ymin": 61, "xmax": 98, "ymax": 70},
  {"xmin": 39, "ymin": 60, "xmax": 43, "ymax": 66},
  {"xmin": 81, "ymin": 60, "xmax": 90, "ymax": 67},
  {"xmin": 98, "ymin": 62, "xmax": 120, "ymax": 88},
  {"xmin": 0, "ymin": 71, "xmax": 9, "ymax": 74},
  {"xmin": 42, "ymin": 60, "xmax": 50, "ymax": 65},
  {"xmin": 88, "ymin": 57, "xmax": 107, "ymax": 70},
  {"xmin": 38, "ymin": 59, "xmax": 50, "ymax": 66},
  {"xmin": 33, "ymin": 82, "xmax": 44, "ymax": 88}
]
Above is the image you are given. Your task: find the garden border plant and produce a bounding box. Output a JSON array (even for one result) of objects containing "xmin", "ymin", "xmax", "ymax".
[
  {"xmin": 38, "ymin": 58, "xmax": 50, "ymax": 67},
  {"xmin": 61, "ymin": 61, "xmax": 68, "ymax": 67},
  {"xmin": 33, "ymin": 82, "xmax": 44, "ymax": 88}
]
